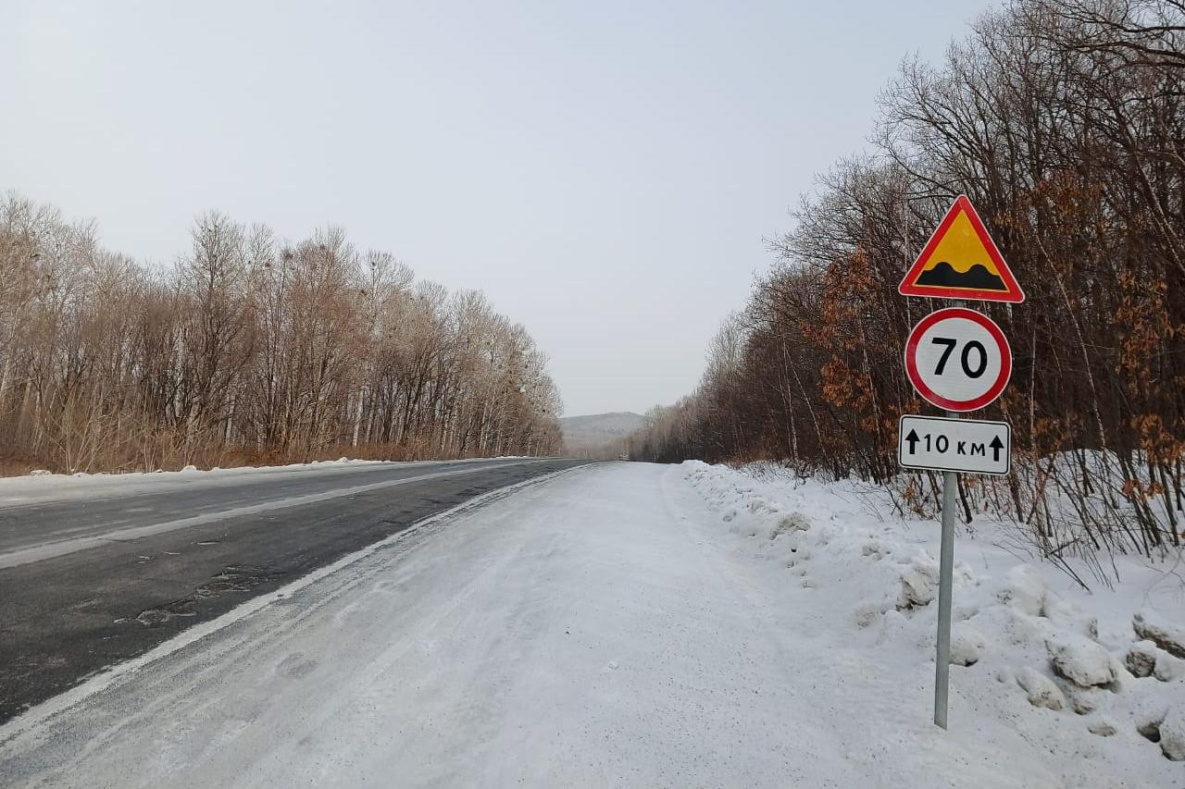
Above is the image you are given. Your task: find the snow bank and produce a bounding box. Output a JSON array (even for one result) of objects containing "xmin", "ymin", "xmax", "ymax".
[
  {"xmin": 0, "ymin": 457, "xmax": 396, "ymax": 490},
  {"xmin": 1134, "ymin": 611, "xmax": 1185, "ymax": 659},
  {"xmin": 1047, "ymin": 634, "xmax": 1118, "ymax": 689},
  {"xmin": 0, "ymin": 461, "xmax": 383, "ymax": 508},
  {"xmin": 682, "ymin": 459, "xmax": 1185, "ymax": 784},
  {"xmin": 1016, "ymin": 666, "xmax": 1067, "ymax": 711},
  {"xmin": 1162, "ymin": 705, "xmax": 1185, "ymax": 761},
  {"xmin": 0, "ymin": 457, "xmax": 532, "ymax": 506}
]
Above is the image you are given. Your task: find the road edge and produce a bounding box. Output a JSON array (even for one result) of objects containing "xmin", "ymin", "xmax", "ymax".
[
  {"xmin": 0, "ymin": 463, "xmax": 592, "ymax": 745},
  {"xmin": 0, "ymin": 460, "xmax": 554, "ymax": 569}
]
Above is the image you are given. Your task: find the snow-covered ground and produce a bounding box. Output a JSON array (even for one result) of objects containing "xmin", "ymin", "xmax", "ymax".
[
  {"xmin": 2, "ymin": 462, "xmax": 1183, "ymax": 787},
  {"xmin": 684, "ymin": 460, "xmax": 1185, "ymax": 785}
]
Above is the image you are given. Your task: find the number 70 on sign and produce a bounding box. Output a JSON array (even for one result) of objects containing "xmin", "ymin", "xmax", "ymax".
[
  {"xmin": 904, "ymin": 307, "xmax": 1012, "ymax": 413},
  {"xmin": 900, "ymin": 307, "xmax": 1013, "ymax": 476}
]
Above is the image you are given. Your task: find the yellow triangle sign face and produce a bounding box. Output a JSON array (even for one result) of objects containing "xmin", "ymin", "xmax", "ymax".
[{"xmin": 899, "ymin": 195, "xmax": 1025, "ymax": 303}]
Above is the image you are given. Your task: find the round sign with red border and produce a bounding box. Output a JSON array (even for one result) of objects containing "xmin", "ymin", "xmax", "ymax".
[{"xmin": 904, "ymin": 307, "xmax": 1012, "ymax": 412}]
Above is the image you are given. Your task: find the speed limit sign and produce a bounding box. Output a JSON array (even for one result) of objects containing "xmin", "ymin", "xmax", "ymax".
[
  {"xmin": 897, "ymin": 197, "xmax": 1021, "ymax": 731},
  {"xmin": 904, "ymin": 307, "xmax": 1012, "ymax": 412}
]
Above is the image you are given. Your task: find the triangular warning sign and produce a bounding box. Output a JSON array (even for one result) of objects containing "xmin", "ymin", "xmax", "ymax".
[{"xmin": 899, "ymin": 195, "xmax": 1024, "ymax": 303}]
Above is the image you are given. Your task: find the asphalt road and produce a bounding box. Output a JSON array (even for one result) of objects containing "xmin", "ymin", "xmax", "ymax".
[{"xmin": 0, "ymin": 458, "xmax": 588, "ymax": 724}]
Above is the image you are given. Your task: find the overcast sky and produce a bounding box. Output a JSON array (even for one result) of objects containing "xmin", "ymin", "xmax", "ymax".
[{"xmin": 2, "ymin": 0, "xmax": 993, "ymax": 417}]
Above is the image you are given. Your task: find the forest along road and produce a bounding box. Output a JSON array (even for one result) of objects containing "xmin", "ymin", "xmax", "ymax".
[{"xmin": 0, "ymin": 458, "xmax": 588, "ymax": 724}]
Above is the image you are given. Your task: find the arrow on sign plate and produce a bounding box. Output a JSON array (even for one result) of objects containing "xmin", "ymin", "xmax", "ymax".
[
  {"xmin": 897, "ymin": 415, "xmax": 1011, "ymax": 476},
  {"xmin": 905, "ymin": 429, "xmax": 920, "ymax": 455},
  {"xmin": 989, "ymin": 435, "xmax": 1004, "ymax": 463}
]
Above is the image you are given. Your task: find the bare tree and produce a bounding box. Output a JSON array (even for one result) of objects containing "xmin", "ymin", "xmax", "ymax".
[{"xmin": 0, "ymin": 195, "xmax": 562, "ymax": 473}]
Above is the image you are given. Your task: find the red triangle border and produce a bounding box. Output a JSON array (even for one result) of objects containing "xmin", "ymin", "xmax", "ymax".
[{"xmin": 898, "ymin": 195, "xmax": 1025, "ymax": 304}]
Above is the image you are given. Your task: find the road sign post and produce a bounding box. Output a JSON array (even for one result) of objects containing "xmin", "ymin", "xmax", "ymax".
[
  {"xmin": 897, "ymin": 195, "xmax": 1022, "ymax": 731},
  {"xmin": 935, "ymin": 444, "xmax": 957, "ymax": 730}
]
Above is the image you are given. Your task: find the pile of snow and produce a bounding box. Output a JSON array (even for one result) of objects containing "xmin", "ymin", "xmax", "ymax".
[
  {"xmin": 0, "ymin": 458, "xmax": 407, "ymax": 506},
  {"xmin": 0, "ymin": 456, "xmax": 548, "ymax": 509},
  {"xmin": 11, "ymin": 457, "xmax": 396, "ymax": 482},
  {"xmin": 683, "ymin": 460, "xmax": 1185, "ymax": 778}
]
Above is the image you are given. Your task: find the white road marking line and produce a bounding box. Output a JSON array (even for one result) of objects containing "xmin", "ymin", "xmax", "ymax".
[
  {"xmin": 0, "ymin": 465, "xmax": 585, "ymax": 744},
  {"xmin": 0, "ymin": 461, "xmax": 544, "ymax": 569}
]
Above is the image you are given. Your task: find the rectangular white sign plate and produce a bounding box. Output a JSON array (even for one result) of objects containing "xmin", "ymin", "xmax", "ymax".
[{"xmin": 897, "ymin": 415, "xmax": 1010, "ymax": 475}]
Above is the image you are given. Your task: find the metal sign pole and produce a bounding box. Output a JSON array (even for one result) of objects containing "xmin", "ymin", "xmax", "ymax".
[
  {"xmin": 934, "ymin": 412, "xmax": 958, "ymax": 729},
  {"xmin": 897, "ymin": 195, "xmax": 1020, "ymax": 730}
]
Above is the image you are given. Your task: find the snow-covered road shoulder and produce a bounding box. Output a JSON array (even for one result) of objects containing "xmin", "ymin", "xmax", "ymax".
[
  {"xmin": 684, "ymin": 460, "xmax": 1185, "ymax": 785},
  {"xmin": 2, "ymin": 461, "xmax": 1182, "ymax": 787}
]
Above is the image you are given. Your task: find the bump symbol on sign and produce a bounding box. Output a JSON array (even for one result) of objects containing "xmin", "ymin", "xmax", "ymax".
[
  {"xmin": 896, "ymin": 195, "xmax": 1022, "ymax": 733},
  {"xmin": 899, "ymin": 195, "xmax": 1025, "ymax": 304}
]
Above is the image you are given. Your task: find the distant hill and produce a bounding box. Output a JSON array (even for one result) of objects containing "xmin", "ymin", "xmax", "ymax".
[{"xmin": 560, "ymin": 412, "xmax": 646, "ymax": 457}]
